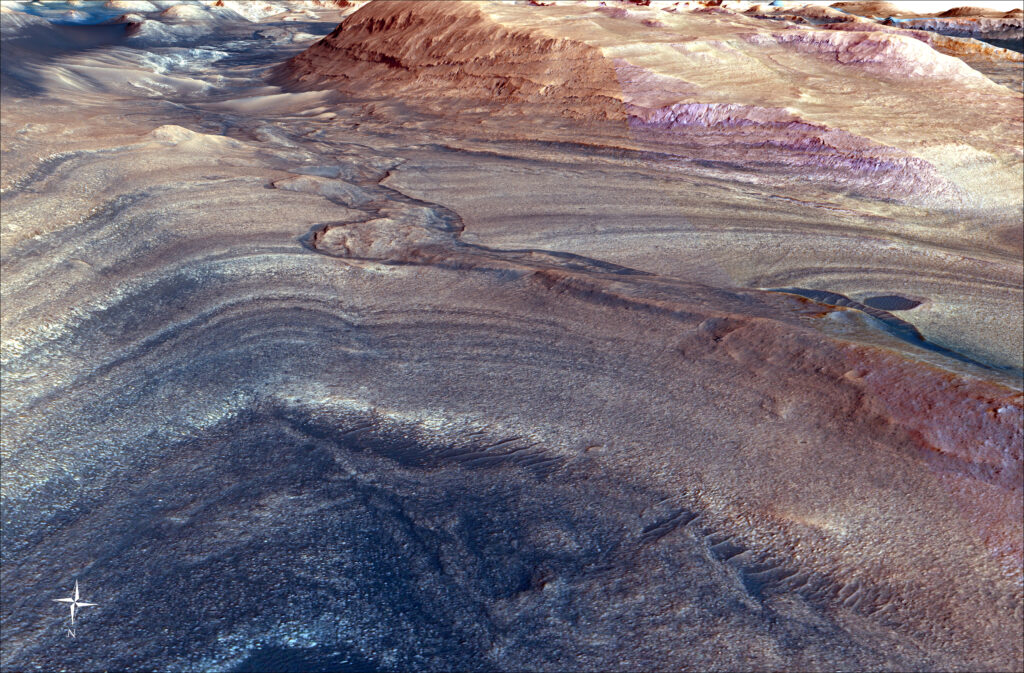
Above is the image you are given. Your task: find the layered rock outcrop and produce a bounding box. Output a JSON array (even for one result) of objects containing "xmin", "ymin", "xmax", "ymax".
[
  {"xmin": 286, "ymin": 1, "xmax": 627, "ymax": 120},
  {"xmin": 283, "ymin": 0, "xmax": 1023, "ymax": 209},
  {"xmin": 2, "ymin": 2, "xmax": 1021, "ymax": 671}
]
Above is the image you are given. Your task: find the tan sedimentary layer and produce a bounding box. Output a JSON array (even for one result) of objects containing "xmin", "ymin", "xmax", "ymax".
[
  {"xmin": 283, "ymin": 0, "xmax": 1023, "ymax": 209},
  {"xmin": 279, "ymin": 0, "xmax": 1022, "ymax": 366},
  {"xmin": 286, "ymin": 0, "xmax": 626, "ymax": 122},
  {"xmin": 833, "ymin": 1, "xmax": 1021, "ymax": 20},
  {"xmin": 939, "ymin": 6, "xmax": 1015, "ymax": 18},
  {"xmin": 821, "ymin": 21, "xmax": 1024, "ymax": 60},
  {"xmin": 926, "ymin": 31, "xmax": 1024, "ymax": 60},
  {"xmin": 830, "ymin": 1, "xmax": 907, "ymax": 16}
]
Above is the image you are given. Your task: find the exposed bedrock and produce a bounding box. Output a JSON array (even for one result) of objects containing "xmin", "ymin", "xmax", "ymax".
[
  {"xmin": 284, "ymin": 0, "xmax": 628, "ymax": 121},
  {"xmin": 1, "ymin": 2, "xmax": 1022, "ymax": 671},
  {"xmin": 830, "ymin": 2, "xmax": 1024, "ymax": 53},
  {"xmin": 282, "ymin": 0, "xmax": 1024, "ymax": 210},
  {"xmin": 886, "ymin": 16, "xmax": 1024, "ymax": 41},
  {"xmin": 4, "ymin": 176, "xmax": 1023, "ymax": 670},
  {"xmin": 624, "ymin": 100, "xmax": 961, "ymax": 202},
  {"xmin": 3, "ymin": 107, "xmax": 1020, "ymax": 669}
]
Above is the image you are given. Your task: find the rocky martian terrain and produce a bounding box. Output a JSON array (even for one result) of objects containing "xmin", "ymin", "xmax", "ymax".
[{"xmin": 1, "ymin": 1, "xmax": 1022, "ymax": 671}]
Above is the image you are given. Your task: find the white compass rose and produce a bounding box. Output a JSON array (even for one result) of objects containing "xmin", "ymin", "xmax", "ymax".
[{"xmin": 54, "ymin": 580, "xmax": 97, "ymax": 626}]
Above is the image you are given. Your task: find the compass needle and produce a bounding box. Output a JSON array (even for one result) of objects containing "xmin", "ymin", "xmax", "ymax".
[{"xmin": 53, "ymin": 582, "xmax": 97, "ymax": 633}]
